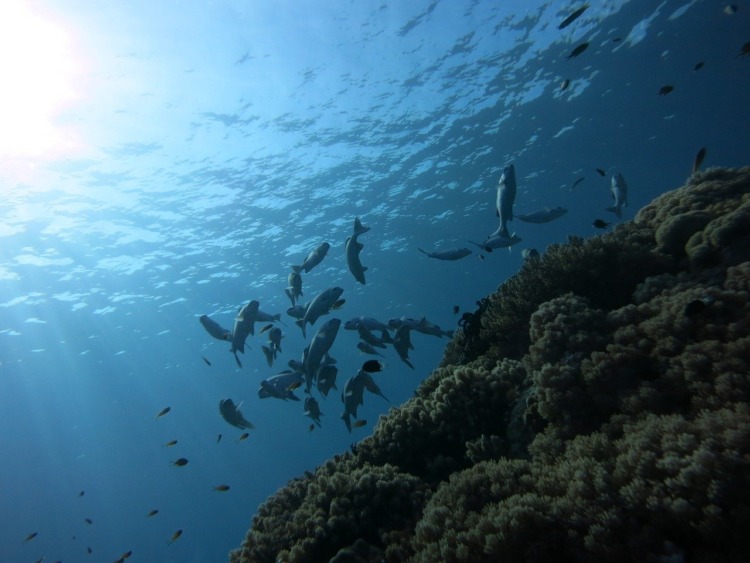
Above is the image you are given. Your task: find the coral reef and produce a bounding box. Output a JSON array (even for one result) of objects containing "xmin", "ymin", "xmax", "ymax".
[{"xmin": 230, "ymin": 167, "xmax": 750, "ymax": 562}]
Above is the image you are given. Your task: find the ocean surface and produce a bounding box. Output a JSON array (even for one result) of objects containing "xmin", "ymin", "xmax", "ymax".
[{"xmin": 1, "ymin": 0, "xmax": 748, "ymax": 561}]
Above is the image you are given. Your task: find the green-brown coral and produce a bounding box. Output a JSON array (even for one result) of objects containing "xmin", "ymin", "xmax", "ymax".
[{"xmin": 231, "ymin": 167, "xmax": 750, "ymax": 563}]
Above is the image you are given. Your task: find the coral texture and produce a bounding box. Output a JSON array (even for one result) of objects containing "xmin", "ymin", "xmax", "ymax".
[{"xmin": 231, "ymin": 167, "xmax": 750, "ymax": 563}]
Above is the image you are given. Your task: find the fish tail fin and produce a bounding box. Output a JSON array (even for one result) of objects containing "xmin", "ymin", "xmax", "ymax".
[
  {"xmin": 296, "ymin": 319, "xmax": 306, "ymax": 338},
  {"xmin": 353, "ymin": 217, "xmax": 370, "ymax": 235},
  {"xmin": 605, "ymin": 206, "xmax": 622, "ymax": 218}
]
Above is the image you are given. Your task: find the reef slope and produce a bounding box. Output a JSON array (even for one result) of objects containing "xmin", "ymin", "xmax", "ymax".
[{"xmin": 231, "ymin": 167, "xmax": 750, "ymax": 563}]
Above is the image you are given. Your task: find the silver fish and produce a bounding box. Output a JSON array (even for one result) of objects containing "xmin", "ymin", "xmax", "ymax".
[{"xmin": 345, "ymin": 217, "xmax": 370, "ymax": 284}]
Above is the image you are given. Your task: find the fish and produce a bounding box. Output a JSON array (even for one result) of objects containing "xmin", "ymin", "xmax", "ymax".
[
  {"xmin": 344, "ymin": 316, "xmax": 389, "ymax": 332},
  {"xmin": 494, "ymin": 164, "xmax": 516, "ymax": 237},
  {"xmin": 725, "ymin": 5, "xmax": 738, "ymax": 15},
  {"xmin": 261, "ymin": 344, "xmax": 276, "ymax": 368},
  {"xmin": 201, "ymin": 355, "xmax": 211, "ymax": 366},
  {"xmin": 308, "ymin": 424, "xmax": 315, "ymax": 433},
  {"xmin": 388, "ymin": 316, "xmax": 453, "ymax": 338},
  {"xmin": 167, "ymin": 530, "xmax": 182, "ymax": 545},
  {"xmin": 213, "ymin": 485, "xmax": 230, "ymax": 492},
  {"xmin": 286, "ymin": 304, "xmax": 308, "ymax": 320},
  {"xmin": 219, "ymin": 398, "xmax": 255, "ymax": 429},
  {"xmin": 155, "ymin": 407, "xmax": 171, "ymax": 419},
  {"xmin": 453, "ymin": 305, "xmax": 459, "ymax": 315},
  {"xmin": 357, "ymin": 341, "xmax": 385, "ymax": 357},
  {"xmin": 256, "ymin": 309, "xmax": 284, "ymax": 325},
  {"xmin": 340, "ymin": 373, "xmax": 367, "ymax": 432},
  {"xmin": 356, "ymin": 323, "xmax": 390, "ymax": 348},
  {"xmin": 268, "ymin": 327, "xmax": 283, "ymax": 353},
  {"xmin": 392, "ymin": 325, "xmax": 415, "ymax": 369},
  {"xmin": 296, "ymin": 287, "xmax": 343, "ymax": 338},
  {"xmin": 85, "ymin": 517, "xmax": 93, "ymax": 524},
  {"xmin": 560, "ymin": 78, "xmax": 570, "ymax": 92},
  {"xmin": 592, "ymin": 219, "xmax": 610, "ymax": 229},
  {"xmin": 259, "ymin": 323, "xmax": 274, "ymax": 334},
  {"xmin": 417, "ymin": 247, "xmax": 472, "ymax": 261},
  {"xmin": 316, "ymin": 360, "xmax": 339, "ymax": 397},
  {"xmin": 558, "ymin": 3, "xmax": 589, "ymax": 29},
  {"xmin": 693, "ymin": 147, "xmax": 707, "ymax": 173},
  {"xmin": 570, "ymin": 176, "xmax": 585, "ymax": 190},
  {"xmin": 352, "ymin": 419, "xmax": 367, "ymax": 429},
  {"xmin": 88, "ymin": 546, "xmax": 93, "ymax": 554},
  {"xmin": 738, "ymin": 41, "xmax": 750, "ymax": 58},
  {"xmin": 24, "ymin": 532, "xmax": 38, "ymax": 542},
  {"xmin": 171, "ymin": 458, "xmax": 188, "ymax": 467},
  {"xmin": 361, "ymin": 359, "xmax": 384, "ymax": 373},
  {"xmin": 304, "ymin": 397, "xmax": 323, "ymax": 427},
  {"xmin": 657, "ymin": 85, "xmax": 674, "ymax": 96},
  {"xmin": 566, "ymin": 42, "xmax": 589, "ymax": 59},
  {"xmin": 693, "ymin": 61, "xmax": 704, "ymax": 71},
  {"xmin": 516, "ymin": 206, "xmax": 568, "ymax": 223},
  {"xmin": 286, "ymin": 270, "xmax": 303, "ymax": 306},
  {"xmin": 331, "ymin": 299, "xmax": 346, "ymax": 310},
  {"xmin": 163, "ymin": 440, "xmax": 178, "ymax": 447},
  {"xmin": 146, "ymin": 509, "xmax": 159, "ymax": 517},
  {"xmin": 359, "ymin": 370, "xmax": 389, "ymax": 402},
  {"xmin": 606, "ymin": 173, "xmax": 628, "ymax": 218},
  {"xmin": 521, "ymin": 248, "xmax": 540, "ymax": 260},
  {"xmin": 120, "ymin": 550, "xmax": 133, "ymax": 560},
  {"xmin": 199, "ymin": 315, "xmax": 232, "ymax": 341},
  {"xmin": 303, "ymin": 318, "xmax": 341, "ymax": 392},
  {"xmin": 468, "ymin": 232, "xmax": 522, "ymax": 253},
  {"xmin": 345, "ymin": 217, "xmax": 370, "ymax": 284},
  {"xmin": 230, "ymin": 300, "xmax": 259, "ymax": 367},
  {"xmin": 237, "ymin": 432, "xmax": 249, "ymax": 442},
  {"xmin": 78, "ymin": 490, "xmax": 85, "ymax": 497},
  {"xmin": 293, "ymin": 242, "xmax": 330, "ymax": 274},
  {"xmin": 258, "ymin": 370, "xmax": 304, "ymax": 401},
  {"xmin": 596, "ymin": 168, "xmax": 606, "ymax": 176}
]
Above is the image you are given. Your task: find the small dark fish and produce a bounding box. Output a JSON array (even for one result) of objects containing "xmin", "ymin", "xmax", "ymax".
[
  {"xmin": 84, "ymin": 518, "xmax": 93, "ymax": 524},
  {"xmin": 478, "ymin": 254, "xmax": 485, "ymax": 260},
  {"xmin": 693, "ymin": 61, "xmax": 704, "ymax": 71},
  {"xmin": 570, "ymin": 176, "xmax": 585, "ymax": 190},
  {"xmin": 168, "ymin": 529, "xmax": 182, "ymax": 545},
  {"xmin": 693, "ymin": 147, "xmax": 707, "ymax": 173},
  {"xmin": 611, "ymin": 37, "xmax": 622, "ymax": 43},
  {"xmin": 155, "ymin": 407, "xmax": 171, "ymax": 419},
  {"xmin": 217, "ymin": 434, "xmax": 222, "ymax": 443},
  {"xmin": 331, "ymin": 299, "xmax": 346, "ymax": 310},
  {"xmin": 453, "ymin": 305, "xmax": 459, "ymax": 315},
  {"xmin": 237, "ymin": 432, "xmax": 250, "ymax": 442},
  {"xmin": 725, "ymin": 5, "xmax": 738, "ymax": 15},
  {"xmin": 558, "ymin": 3, "xmax": 589, "ymax": 29},
  {"xmin": 308, "ymin": 424, "xmax": 315, "ymax": 433},
  {"xmin": 560, "ymin": 78, "xmax": 570, "ymax": 92},
  {"xmin": 596, "ymin": 168, "xmax": 606, "ymax": 176},
  {"xmin": 171, "ymin": 457, "xmax": 189, "ymax": 467},
  {"xmin": 362, "ymin": 359, "xmax": 384, "ymax": 373},
  {"xmin": 259, "ymin": 323, "xmax": 274, "ymax": 334},
  {"xmin": 201, "ymin": 356, "xmax": 211, "ymax": 366},
  {"xmin": 146, "ymin": 509, "xmax": 159, "ymax": 517},
  {"xmin": 24, "ymin": 532, "xmax": 38, "ymax": 542},
  {"xmin": 213, "ymin": 484, "xmax": 230, "ymax": 492},
  {"xmin": 87, "ymin": 546, "xmax": 92, "ymax": 554},
  {"xmin": 78, "ymin": 490, "xmax": 85, "ymax": 497},
  {"xmin": 592, "ymin": 219, "xmax": 610, "ymax": 229},
  {"xmin": 657, "ymin": 85, "xmax": 674, "ymax": 96},
  {"xmin": 566, "ymin": 42, "xmax": 589, "ymax": 59},
  {"xmin": 738, "ymin": 41, "xmax": 750, "ymax": 58},
  {"xmin": 121, "ymin": 550, "xmax": 133, "ymax": 559},
  {"xmin": 163, "ymin": 440, "xmax": 178, "ymax": 447},
  {"xmin": 352, "ymin": 419, "xmax": 367, "ymax": 428}
]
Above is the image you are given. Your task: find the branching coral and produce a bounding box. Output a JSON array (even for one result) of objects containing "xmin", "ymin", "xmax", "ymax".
[{"xmin": 231, "ymin": 168, "xmax": 750, "ymax": 562}]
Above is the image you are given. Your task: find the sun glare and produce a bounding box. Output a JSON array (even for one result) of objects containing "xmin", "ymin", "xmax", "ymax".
[{"xmin": 0, "ymin": 1, "xmax": 81, "ymax": 158}]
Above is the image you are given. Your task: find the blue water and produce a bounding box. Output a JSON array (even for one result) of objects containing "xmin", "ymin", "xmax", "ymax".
[{"xmin": 1, "ymin": 1, "xmax": 748, "ymax": 561}]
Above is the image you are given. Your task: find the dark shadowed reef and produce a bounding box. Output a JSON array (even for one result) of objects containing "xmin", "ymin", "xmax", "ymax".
[{"xmin": 230, "ymin": 167, "xmax": 750, "ymax": 563}]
